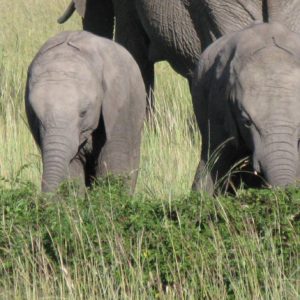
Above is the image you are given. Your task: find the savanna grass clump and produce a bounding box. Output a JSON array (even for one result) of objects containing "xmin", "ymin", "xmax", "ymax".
[{"xmin": 0, "ymin": 179, "xmax": 299, "ymax": 299}]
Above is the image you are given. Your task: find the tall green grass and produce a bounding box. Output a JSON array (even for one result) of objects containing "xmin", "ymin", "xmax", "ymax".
[
  {"xmin": 0, "ymin": 1, "xmax": 299, "ymax": 299},
  {"xmin": 0, "ymin": 181, "xmax": 299, "ymax": 299}
]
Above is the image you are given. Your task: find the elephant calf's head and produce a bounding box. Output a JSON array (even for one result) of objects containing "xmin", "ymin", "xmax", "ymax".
[
  {"xmin": 228, "ymin": 35, "xmax": 300, "ymax": 187},
  {"xmin": 27, "ymin": 44, "xmax": 103, "ymax": 192}
]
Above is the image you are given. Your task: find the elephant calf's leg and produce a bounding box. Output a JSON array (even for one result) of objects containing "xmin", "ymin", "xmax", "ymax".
[
  {"xmin": 192, "ymin": 159, "xmax": 214, "ymax": 194},
  {"xmin": 97, "ymin": 140, "xmax": 140, "ymax": 193},
  {"xmin": 68, "ymin": 157, "xmax": 86, "ymax": 193}
]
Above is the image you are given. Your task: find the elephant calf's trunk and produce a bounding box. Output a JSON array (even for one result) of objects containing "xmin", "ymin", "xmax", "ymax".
[
  {"xmin": 260, "ymin": 132, "xmax": 298, "ymax": 187},
  {"xmin": 41, "ymin": 134, "xmax": 77, "ymax": 193}
]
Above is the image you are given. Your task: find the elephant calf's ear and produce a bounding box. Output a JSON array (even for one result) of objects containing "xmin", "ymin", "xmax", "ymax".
[
  {"xmin": 101, "ymin": 78, "xmax": 125, "ymax": 140},
  {"xmin": 224, "ymin": 102, "xmax": 240, "ymax": 148},
  {"xmin": 220, "ymin": 83, "xmax": 239, "ymax": 148}
]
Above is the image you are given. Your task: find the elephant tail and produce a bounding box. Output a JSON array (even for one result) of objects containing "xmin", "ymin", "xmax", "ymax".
[{"xmin": 57, "ymin": 1, "xmax": 75, "ymax": 24}]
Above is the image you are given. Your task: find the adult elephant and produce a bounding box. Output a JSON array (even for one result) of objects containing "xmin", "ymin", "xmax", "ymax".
[{"xmin": 58, "ymin": 0, "xmax": 300, "ymax": 103}]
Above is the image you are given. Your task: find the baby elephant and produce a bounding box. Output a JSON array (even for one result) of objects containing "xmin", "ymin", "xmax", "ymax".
[
  {"xmin": 26, "ymin": 31, "xmax": 146, "ymax": 193},
  {"xmin": 192, "ymin": 22, "xmax": 300, "ymax": 194}
]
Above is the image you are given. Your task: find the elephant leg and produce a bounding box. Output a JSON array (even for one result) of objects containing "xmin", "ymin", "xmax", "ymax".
[
  {"xmin": 210, "ymin": 147, "xmax": 240, "ymax": 194},
  {"xmin": 69, "ymin": 156, "xmax": 86, "ymax": 193},
  {"xmin": 192, "ymin": 159, "xmax": 214, "ymax": 194},
  {"xmin": 193, "ymin": 124, "xmax": 240, "ymax": 194},
  {"xmin": 142, "ymin": 59, "xmax": 155, "ymax": 117},
  {"xmin": 82, "ymin": 0, "xmax": 114, "ymax": 39},
  {"xmin": 192, "ymin": 121, "xmax": 219, "ymax": 194},
  {"xmin": 192, "ymin": 130, "xmax": 217, "ymax": 194},
  {"xmin": 96, "ymin": 138, "xmax": 141, "ymax": 194},
  {"xmin": 124, "ymin": 41, "xmax": 154, "ymax": 115},
  {"xmin": 114, "ymin": 7, "xmax": 154, "ymax": 113}
]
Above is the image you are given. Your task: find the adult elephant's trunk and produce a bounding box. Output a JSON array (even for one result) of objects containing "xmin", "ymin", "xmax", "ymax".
[
  {"xmin": 258, "ymin": 124, "xmax": 298, "ymax": 187},
  {"xmin": 41, "ymin": 130, "xmax": 78, "ymax": 193}
]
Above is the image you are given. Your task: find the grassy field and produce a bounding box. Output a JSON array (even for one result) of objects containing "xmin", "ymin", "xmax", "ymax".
[{"xmin": 0, "ymin": 0, "xmax": 299, "ymax": 299}]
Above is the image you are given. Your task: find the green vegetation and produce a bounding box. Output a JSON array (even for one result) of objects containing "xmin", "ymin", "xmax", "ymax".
[
  {"xmin": 1, "ymin": 180, "xmax": 299, "ymax": 299},
  {"xmin": 0, "ymin": 0, "xmax": 299, "ymax": 299}
]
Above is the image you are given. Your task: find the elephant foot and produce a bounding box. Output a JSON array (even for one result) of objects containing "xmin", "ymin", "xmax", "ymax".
[
  {"xmin": 192, "ymin": 160, "xmax": 214, "ymax": 195},
  {"xmin": 68, "ymin": 156, "xmax": 86, "ymax": 194}
]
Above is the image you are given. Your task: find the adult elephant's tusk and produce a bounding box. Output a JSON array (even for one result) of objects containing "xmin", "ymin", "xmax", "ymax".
[{"xmin": 57, "ymin": 1, "xmax": 75, "ymax": 24}]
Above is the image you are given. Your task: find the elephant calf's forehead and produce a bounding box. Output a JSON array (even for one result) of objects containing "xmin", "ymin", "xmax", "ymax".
[
  {"xmin": 244, "ymin": 67, "xmax": 300, "ymax": 97},
  {"xmin": 236, "ymin": 51, "xmax": 300, "ymax": 120},
  {"xmin": 238, "ymin": 50, "xmax": 300, "ymax": 94},
  {"xmin": 32, "ymin": 50, "xmax": 95, "ymax": 82},
  {"xmin": 29, "ymin": 56, "xmax": 100, "ymax": 106}
]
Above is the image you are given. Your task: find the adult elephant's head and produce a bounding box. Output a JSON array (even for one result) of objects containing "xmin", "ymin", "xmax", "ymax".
[
  {"xmin": 226, "ymin": 23, "xmax": 300, "ymax": 187},
  {"xmin": 58, "ymin": 0, "xmax": 114, "ymax": 39}
]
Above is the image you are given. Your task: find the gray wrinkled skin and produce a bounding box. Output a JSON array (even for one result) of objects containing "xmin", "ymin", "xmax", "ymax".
[
  {"xmin": 192, "ymin": 22, "xmax": 300, "ymax": 194},
  {"xmin": 25, "ymin": 31, "xmax": 146, "ymax": 193},
  {"xmin": 59, "ymin": 0, "xmax": 300, "ymax": 100}
]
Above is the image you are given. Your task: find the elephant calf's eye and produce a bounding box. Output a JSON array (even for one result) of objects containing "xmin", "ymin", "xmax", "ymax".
[
  {"xmin": 80, "ymin": 111, "xmax": 87, "ymax": 118},
  {"xmin": 240, "ymin": 111, "xmax": 252, "ymax": 128},
  {"xmin": 243, "ymin": 118, "xmax": 252, "ymax": 128}
]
